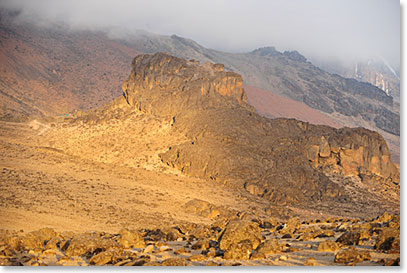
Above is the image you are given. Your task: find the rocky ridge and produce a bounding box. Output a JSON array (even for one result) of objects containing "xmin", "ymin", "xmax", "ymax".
[
  {"xmin": 130, "ymin": 35, "xmax": 400, "ymax": 137},
  {"xmin": 119, "ymin": 53, "xmax": 399, "ymax": 210}
]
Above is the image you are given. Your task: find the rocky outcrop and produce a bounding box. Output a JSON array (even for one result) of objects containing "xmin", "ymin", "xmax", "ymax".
[
  {"xmin": 306, "ymin": 129, "xmax": 399, "ymax": 180},
  {"xmin": 121, "ymin": 53, "xmax": 399, "ymax": 209},
  {"xmin": 122, "ymin": 52, "xmax": 248, "ymax": 118},
  {"xmin": 132, "ymin": 32, "xmax": 400, "ymax": 138}
]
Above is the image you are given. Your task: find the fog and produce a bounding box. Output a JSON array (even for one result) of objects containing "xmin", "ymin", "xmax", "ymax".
[{"xmin": 0, "ymin": 0, "xmax": 400, "ymax": 68}]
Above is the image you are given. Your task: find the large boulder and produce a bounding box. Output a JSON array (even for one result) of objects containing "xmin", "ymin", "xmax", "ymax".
[
  {"xmin": 89, "ymin": 251, "xmax": 114, "ymax": 265},
  {"xmin": 280, "ymin": 217, "xmax": 301, "ymax": 234},
  {"xmin": 253, "ymin": 239, "xmax": 283, "ymax": 255},
  {"xmin": 19, "ymin": 228, "xmax": 57, "ymax": 250},
  {"xmin": 223, "ymin": 240, "xmax": 253, "ymax": 260},
  {"xmin": 184, "ymin": 199, "xmax": 221, "ymax": 219},
  {"xmin": 63, "ymin": 233, "xmax": 119, "ymax": 257},
  {"xmin": 334, "ymin": 247, "xmax": 372, "ymax": 265},
  {"xmin": 317, "ymin": 241, "xmax": 341, "ymax": 252},
  {"xmin": 375, "ymin": 227, "xmax": 400, "ymax": 253},
  {"xmin": 117, "ymin": 228, "xmax": 145, "ymax": 248},
  {"xmin": 336, "ymin": 231, "xmax": 361, "ymax": 246},
  {"xmin": 218, "ymin": 220, "xmax": 262, "ymax": 251}
]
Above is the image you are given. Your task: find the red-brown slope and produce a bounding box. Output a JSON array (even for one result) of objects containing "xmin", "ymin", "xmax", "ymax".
[
  {"xmin": 0, "ymin": 17, "xmax": 140, "ymax": 121},
  {"xmin": 244, "ymin": 84, "xmax": 341, "ymax": 128}
]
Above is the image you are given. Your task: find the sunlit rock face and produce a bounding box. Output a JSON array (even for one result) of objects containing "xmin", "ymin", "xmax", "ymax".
[
  {"xmin": 121, "ymin": 52, "xmax": 399, "ymax": 208},
  {"xmin": 122, "ymin": 52, "xmax": 247, "ymax": 118}
]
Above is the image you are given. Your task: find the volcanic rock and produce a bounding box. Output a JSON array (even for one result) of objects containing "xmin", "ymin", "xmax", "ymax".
[
  {"xmin": 161, "ymin": 258, "xmax": 188, "ymax": 266},
  {"xmin": 184, "ymin": 199, "xmax": 221, "ymax": 219},
  {"xmin": 19, "ymin": 228, "xmax": 57, "ymax": 250},
  {"xmin": 188, "ymin": 254, "xmax": 206, "ymax": 261},
  {"xmin": 280, "ymin": 218, "xmax": 301, "ymax": 234},
  {"xmin": 89, "ymin": 251, "xmax": 114, "ymax": 265},
  {"xmin": 334, "ymin": 247, "xmax": 372, "ymax": 265},
  {"xmin": 253, "ymin": 239, "xmax": 283, "ymax": 256},
  {"xmin": 336, "ymin": 231, "xmax": 361, "ymax": 246},
  {"xmin": 63, "ymin": 233, "xmax": 119, "ymax": 257},
  {"xmin": 375, "ymin": 227, "xmax": 400, "ymax": 253},
  {"xmin": 191, "ymin": 239, "xmax": 210, "ymax": 250},
  {"xmin": 44, "ymin": 237, "xmax": 61, "ymax": 250},
  {"xmin": 121, "ymin": 52, "xmax": 399, "ymax": 208},
  {"xmin": 223, "ymin": 240, "xmax": 253, "ymax": 260},
  {"xmin": 117, "ymin": 228, "xmax": 145, "ymax": 248},
  {"xmin": 218, "ymin": 220, "xmax": 262, "ymax": 251},
  {"xmin": 317, "ymin": 241, "xmax": 341, "ymax": 252}
]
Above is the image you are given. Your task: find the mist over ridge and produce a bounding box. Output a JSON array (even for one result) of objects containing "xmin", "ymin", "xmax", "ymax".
[{"xmin": 0, "ymin": 0, "xmax": 400, "ymax": 69}]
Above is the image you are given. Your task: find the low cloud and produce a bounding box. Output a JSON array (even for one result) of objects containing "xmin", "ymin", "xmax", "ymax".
[{"xmin": 0, "ymin": 0, "xmax": 400, "ymax": 67}]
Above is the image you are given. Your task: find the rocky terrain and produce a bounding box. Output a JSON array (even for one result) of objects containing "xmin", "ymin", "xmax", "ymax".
[
  {"xmin": 0, "ymin": 52, "xmax": 400, "ymax": 266},
  {"xmin": 0, "ymin": 212, "xmax": 400, "ymax": 266},
  {"xmin": 0, "ymin": 6, "xmax": 400, "ymax": 266}
]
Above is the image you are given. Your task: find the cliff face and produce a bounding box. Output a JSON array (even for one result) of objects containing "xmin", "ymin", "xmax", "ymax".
[
  {"xmin": 122, "ymin": 53, "xmax": 399, "ymax": 207},
  {"xmin": 306, "ymin": 129, "xmax": 398, "ymax": 179},
  {"xmin": 354, "ymin": 60, "xmax": 400, "ymax": 103},
  {"xmin": 122, "ymin": 53, "xmax": 248, "ymax": 117}
]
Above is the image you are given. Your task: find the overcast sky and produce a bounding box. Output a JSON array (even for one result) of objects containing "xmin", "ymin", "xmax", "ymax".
[{"xmin": 1, "ymin": 0, "xmax": 400, "ymax": 67}]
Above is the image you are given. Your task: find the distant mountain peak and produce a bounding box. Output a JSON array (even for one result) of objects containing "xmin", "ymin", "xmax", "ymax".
[
  {"xmin": 251, "ymin": 47, "xmax": 307, "ymax": 63},
  {"xmin": 283, "ymin": 50, "xmax": 307, "ymax": 63},
  {"xmin": 250, "ymin": 46, "xmax": 281, "ymax": 57}
]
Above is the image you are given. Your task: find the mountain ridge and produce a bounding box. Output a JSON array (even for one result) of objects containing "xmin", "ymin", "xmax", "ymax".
[
  {"xmin": 115, "ymin": 53, "xmax": 398, "ymax": 211},
  {"xmin": 0, "ymin": 9, "xmax": 399, "ymax": 162}
]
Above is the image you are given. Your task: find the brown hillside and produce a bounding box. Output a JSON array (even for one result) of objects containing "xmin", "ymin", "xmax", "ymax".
[
  {"xmin": 46, "ymin": 53, "xmax": 398, "ymax": 215},
  {"xmin": 0, "ymin": 12, "xmax": 140, "ymax": 121}
]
